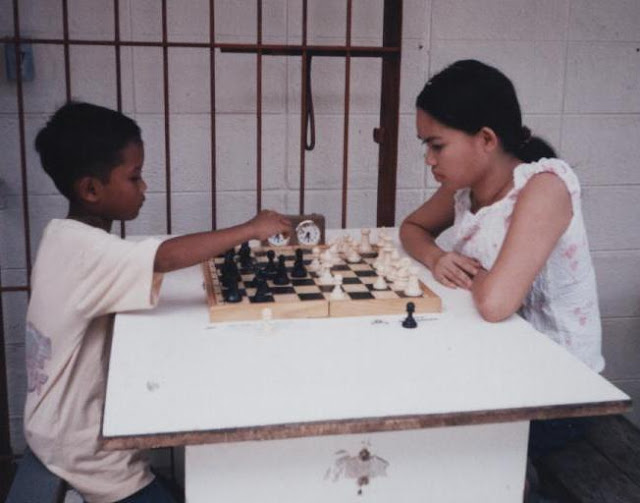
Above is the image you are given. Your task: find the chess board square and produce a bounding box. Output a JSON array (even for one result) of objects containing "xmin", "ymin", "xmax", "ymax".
[
  {"xmin": 355, "ymin": 270, "xmax": 377, "ymax": 277},
  {"xmin": 295, "ymin": 285, "xmax": 323, "ymax": 294},
  {"xmin": 248, "ymin": 295, "xmax": 274, "ymax": 303},
  {"xmin": 367, "ymin": 284, "xmax": 390, "ymax": 291},
  {"xmin": 348, "ymin": 263, "xmax": 370, "ymax": 271},
  {"xmin": 360, "ymin": 252, "xmax": 378, "ymax": 259},
  {"xmin": 332, "ymin": 265, "xmax": 350, "ymax": 271},
  {"xmin": 319, "ymin": 285, "xmax": 333, "ymax": 293},
  {"xmin": 342, "ymin": 284, "xmax": 369, "ymax": 293},
  {"xmin": 347, "ymin": 291, "xmax": 375, "ymax": 300},
  {"xmin": 298, "ymin": 293, "xmax": 325, "ymax": 301},
  {"xmin": 359, "ymin": 277, "xmax": 377, "ymax": 285},
  {"xmin": 342, "ymin": 276, "xmax": 361, "ymax": 284},
  {"xmin": 271, "ymin": 286, "xmax": 296, "ymax": 295},
  {"xmin": 291, "ymin": 278, "xmax": 316, "ymax": 286},
  {"xmin": 339, "ymin": 271, "xmax": 358, "ymax": 279},
  {"xmin": 273, "ymin": 293, "xmax": 300, "ymax": 303}
]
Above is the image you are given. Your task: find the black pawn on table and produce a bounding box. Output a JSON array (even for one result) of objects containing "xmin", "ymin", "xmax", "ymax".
[
  {"xmin": 273, "ymin": 254, "xmax": 290, "ymax": 285},
  {"xmin": 290, "ymin": 248, "xmax": 307, "ymax": 278},
  {"xmin": 402, "ymin": 302, "xmax": 418, "ymax": 329}
]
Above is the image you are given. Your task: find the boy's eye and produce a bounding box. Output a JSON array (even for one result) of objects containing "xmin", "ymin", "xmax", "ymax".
[{"xmin": 429, "ymin": 144, "xmax": 443, "ymax": 152}]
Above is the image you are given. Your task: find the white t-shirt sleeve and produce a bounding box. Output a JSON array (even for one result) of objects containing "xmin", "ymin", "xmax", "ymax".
[{"xmin": 73, "ymin": 234, "xmax": 164, "ymax": 317}]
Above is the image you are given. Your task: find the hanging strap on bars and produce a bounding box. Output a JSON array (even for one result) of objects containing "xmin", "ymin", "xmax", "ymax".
[{"xmin": 305, "ymin": 54, "xmax": 315, "ymax": 151}]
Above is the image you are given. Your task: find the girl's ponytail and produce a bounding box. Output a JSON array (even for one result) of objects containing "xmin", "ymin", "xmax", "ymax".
[{"xmin": 517, "ymin": 125, "xmax": 556, "ymax": 163}]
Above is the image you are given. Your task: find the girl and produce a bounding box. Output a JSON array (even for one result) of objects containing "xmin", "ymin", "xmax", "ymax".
[
  {"xmin": 400, "ymin": 58, "xmax": 604, "ymax": 496},
  {"xmin": 400, "ymin": 59, "xmax": 603, "ymax": 373}
]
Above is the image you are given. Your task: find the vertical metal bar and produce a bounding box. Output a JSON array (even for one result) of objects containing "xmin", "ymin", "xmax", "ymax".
[
  {"xmin": 341, "ymin": 0, "xmax": 352, "ymax": 228},
  {"xmin": 209, "ymin": 0, "xmax": 217, "ymax": 230},
  {"xmin": 376, "ymin": 0, "xmax": 402, "ymax": 226},
  {"xmin": 161, "ymin": 0, "xmax": 172, "ymax": 233},
  {"xmin": 114, "ymin": 0, "xmax": 127, "ymax": 238},
  {"xmin": 0, "ymin": 266, "xmax": 12, "ymax": 482},
  {"xmin": 12, "ymin": 0, "xmax": 33, "ymax": 285},
  {"xmin": 62, "ymin": 0, "xmax": 71, "ymax": 101},
  {"xmin": 298, "ymin": 0, "xmax": 308, "ymax": 214},
  {"xmin": 114, "ymin": 0, "xmax": 122, "ymax": 111},
  {"xmin": 256, "ymin": 0, "xmax": 263, "ymax": 213}
]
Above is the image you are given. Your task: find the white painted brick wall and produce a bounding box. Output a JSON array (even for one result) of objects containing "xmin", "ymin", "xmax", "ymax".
[{"xmin": 1, "ymin": 0, "xmax": 640, "ymax": 456}]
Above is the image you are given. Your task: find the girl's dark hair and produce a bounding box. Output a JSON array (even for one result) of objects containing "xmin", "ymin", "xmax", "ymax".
[
  {"xmin": 416, "ymin": 59, "xmax": 555, "ymax": 162},
  {"xmin": 35, "ymin": 101, "xmax": 142, "ymax": 200}
]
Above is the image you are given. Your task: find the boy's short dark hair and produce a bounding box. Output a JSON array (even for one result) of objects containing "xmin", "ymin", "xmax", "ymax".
[{"xmin": 35, "ymin": 101, "xmax": 142, "ymax": 200}]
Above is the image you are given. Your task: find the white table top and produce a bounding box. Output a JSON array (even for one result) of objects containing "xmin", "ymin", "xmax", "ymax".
[{"xmin": 102, "ymin": 229, "xmax": 630, "ymax": 449}]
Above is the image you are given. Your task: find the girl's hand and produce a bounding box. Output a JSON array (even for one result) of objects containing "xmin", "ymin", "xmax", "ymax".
[
  {"xmin": 432, "ymin": 251, "xmax": 482, "ymax": 289},
  {"xmin": 249, "ymin": 210, "xmax": 292, "ymax": 241}
]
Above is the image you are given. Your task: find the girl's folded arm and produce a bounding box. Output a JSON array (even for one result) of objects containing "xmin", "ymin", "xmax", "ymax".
[{"xmin": 471, "ymin": 173, "xmax": 573, "ymax": 322}]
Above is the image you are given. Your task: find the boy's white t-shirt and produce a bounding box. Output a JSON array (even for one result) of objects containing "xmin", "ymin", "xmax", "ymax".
[{"xmin": 23, "ymin": 219, "xmax": 164, "ymax": 503}]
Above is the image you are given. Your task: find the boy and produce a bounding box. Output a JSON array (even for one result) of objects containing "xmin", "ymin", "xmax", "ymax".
[{"xmin": 24, "ymin": 101, "xmax": 290, "ymax": 502}]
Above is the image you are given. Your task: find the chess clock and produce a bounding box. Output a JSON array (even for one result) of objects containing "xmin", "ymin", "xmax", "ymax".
[
  {"xmin": 264, "ymin": 213, "xmax": 325, "ymax": 247},
  {"xmin": 296, "ymin": 219, "xmax": 322, "ymax": 246}
]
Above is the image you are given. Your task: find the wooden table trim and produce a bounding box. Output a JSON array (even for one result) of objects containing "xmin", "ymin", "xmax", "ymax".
[{"xmin": 101, "ymin": 399, "xmax": 631, "ymax": 450}]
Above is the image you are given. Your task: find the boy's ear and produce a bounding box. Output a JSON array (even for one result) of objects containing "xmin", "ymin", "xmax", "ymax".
[{"xmin": 75, "ymin": 176, "xmax": 102, "ymax": 203}]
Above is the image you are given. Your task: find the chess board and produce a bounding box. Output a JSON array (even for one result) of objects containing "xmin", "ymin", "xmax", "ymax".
[{"xmin": 202, "ymin": 245, "xmax": 442, "ymax": 322}]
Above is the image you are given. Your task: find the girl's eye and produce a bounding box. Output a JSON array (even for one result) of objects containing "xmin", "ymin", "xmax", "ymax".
[{"xmin": 430, "ymin": 144, "xmax": 443, "ymax": 152}]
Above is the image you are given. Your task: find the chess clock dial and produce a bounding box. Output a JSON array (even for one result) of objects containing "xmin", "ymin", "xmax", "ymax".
[
  {"xmin": 267, "ymin": 232, "xmax": 290, "ymax": 247},
  {"xmin": 296, "ymin": 219, "xmax": 322, "ymax": 246}
]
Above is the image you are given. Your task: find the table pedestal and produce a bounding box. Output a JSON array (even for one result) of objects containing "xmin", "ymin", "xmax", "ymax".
[{"xmin": 186, "ymin": 421, "xmax": 529, "ymax": 502}]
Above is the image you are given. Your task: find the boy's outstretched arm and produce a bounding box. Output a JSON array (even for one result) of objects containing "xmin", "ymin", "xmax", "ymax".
[{"xmin": 153, "ymin": 210, "xmax": 291, "ymax": 273}]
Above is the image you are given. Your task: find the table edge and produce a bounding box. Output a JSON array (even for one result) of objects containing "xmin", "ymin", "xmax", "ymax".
[{"xmin": 101, "ymin": 399, "xmax": 631, "ymax": 450}]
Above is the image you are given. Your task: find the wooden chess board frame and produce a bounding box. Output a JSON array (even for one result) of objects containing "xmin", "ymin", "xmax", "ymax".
[{"xmin": 202, "ymin": 245, "xmax": 442, "ymax": 322}]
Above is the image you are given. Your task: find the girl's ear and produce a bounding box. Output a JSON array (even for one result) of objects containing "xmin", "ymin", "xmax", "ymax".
[
  {"xmin": 75, "ymin": 176, "xmax": 102, "ymax": 203},
  {"xmin": 478, "ymin": 126, "xmax": 499, "ymax": 152}
]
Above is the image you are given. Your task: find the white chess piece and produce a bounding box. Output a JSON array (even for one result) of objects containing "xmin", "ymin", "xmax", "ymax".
[
  {"xmin": 382, "ymin": 243, "xmax": 394, "ymax": 270},
  {"xmin": 261, "ymin": 307, "xmax": 274, "ymax": 335},
  {"xmin": 373, "ymin": 273, "xmax": 388, "ymax": 290},
  {"xmin": 308, "ymin": 255, "xmax": 321, "ymax": 272},
  {"xmin": 319, "ymin": 266, "xmax": 334, "ymax": 285},
  {"xmin": 404, "ymin": 267, "xmax": 422, "ymax": 297},
  {"xmin": 394, "ymin": 266, "xmax": 409, "ymax": 290},
  {"xmin": 359, "ymin": 228, "xmax": 373, "ymax": 254},
  {"xmin": 346, "ymin": 248, "xmax": 361, "ymax": 263},
  {"xmin": 330, "ymin": 274, "xmax": 346, "ymax": 300}
]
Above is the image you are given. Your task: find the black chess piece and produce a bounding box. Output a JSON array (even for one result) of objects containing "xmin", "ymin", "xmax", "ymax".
[
  {"xmin": 290, "ymin": 248, "xmax": 307, "ymax": 278},
  {"xmin": 221, "ymin": 250, "xmax": 239, "ymax": 287},
  {"xmin": 224, "ymin": 276, "xmax": 242, "ymax": 303},
  {"xmin": 251, "ymin": 273, "xmax": 273, "ymax": 302},
  {"xmin": 239, "ymin": 241, "xmax": 253, "ymax": 269},
  {"xmin": 264, "ymin": 249, "xmax": 278, "ymax": 278},
  {"xmin": 402, "ymin": 302, "xmax": 417, "ymax": 329},
  {"xmin": 273, "ymin": 254, "xmax": 290, "ymax": 285}
]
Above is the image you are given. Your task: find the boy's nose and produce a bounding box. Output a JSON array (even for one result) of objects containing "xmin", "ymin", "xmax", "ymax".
[{"xmin": 141, "ymin": 179, "xmax": 148, "ymax": 192}]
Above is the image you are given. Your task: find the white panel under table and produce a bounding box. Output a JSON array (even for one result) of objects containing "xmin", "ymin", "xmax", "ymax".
[{"xmin": 186, "ymin": 422, "xmax": 529, "ymax": 503}]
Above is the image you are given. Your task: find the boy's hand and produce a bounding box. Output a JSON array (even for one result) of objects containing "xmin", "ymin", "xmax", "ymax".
[
  {"xmin": 432, "ymin": 251, "xmax": 481, "ymax": 289},
  {"xmin": 249, "ymin": 210, "xmax": 292, "ymax": 241}
]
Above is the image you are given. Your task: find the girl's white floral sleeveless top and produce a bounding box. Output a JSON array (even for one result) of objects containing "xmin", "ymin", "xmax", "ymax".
[{"xmin": 451, "ymin": 158, "xmax": 604, "ymax": 372}]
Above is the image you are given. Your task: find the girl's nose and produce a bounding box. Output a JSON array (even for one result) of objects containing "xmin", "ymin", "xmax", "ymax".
[
  {"xmin": 424, "ymin": 150, "xmax": 435, "ymax": 167},
  {"xmin": 140, "ymin": 179, "xmax": 148, "ymax": 193}
]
